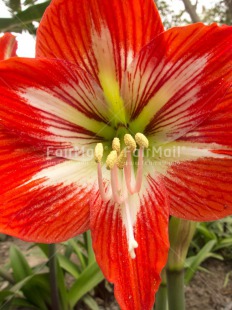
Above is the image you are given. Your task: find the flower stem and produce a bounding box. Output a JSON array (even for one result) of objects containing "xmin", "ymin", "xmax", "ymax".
[
  {"xmin": 155, "ymin": 284, "xmax": 168, "ymax": 310},
  {"xmin": 167, "ymin": 217, "xmax": 197, "ymax": 270},
  {"xmin": 166, "ymin": 217, "xmax": 197, "ymax": 310},
  {"xmin": 49, "ymin": 244, "xmax": 60, "ymax": 310},
  {"xmin": 155, "ymin": 269, "xmax": 168, "ymax": 310},
  {"xmin": 167, "ymin": 269, "xmax": 185, "ymax": 310}
]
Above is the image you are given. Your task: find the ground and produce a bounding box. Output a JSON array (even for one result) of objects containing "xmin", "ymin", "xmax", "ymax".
[
  {"xmin": 185, "ymin": 259, "xmax": 232, "ymax": 310},
  {"xmin": 0, "ymin": 237, "xmax": 231, "ymax": 309}
]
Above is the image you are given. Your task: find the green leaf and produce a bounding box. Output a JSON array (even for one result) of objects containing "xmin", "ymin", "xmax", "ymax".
[
  {"xmin": 56, "ymin": 261, "xmax": 69, "ymax": 310},
  {"xmin": 86, "ymin": 231, "xmax": 95, "ymax": 265},
  {"xmin": 69, "ymin": 261, "xmax": 104, "ymax": 307},
  {"xmin": 223, "ymin": 271, "xmax": 232, "ymax": 288},
  {"xmin": 83, "ymin": 295, "xmax": 99, "ymax": 310},
  {"xmin": 0, "ymin": 291, "xmax": 15, "ymax": 302},
  {"xmin": 64, "ymin": 242, "xmax": 73, "ymax": 259},
  {"xmin": 185, "ymin": 240, "xmax": 216, "ymax": 284},
  {"xmin": 57, "ymin": 254, "xmax": 79, "ymax": 278},
  {"xmin": 9, "ymin": 275, "xmax": 34, "ymax": 293},
  {"xmin": 215, "ymin": 237, "xmax": 232, "ymax": 250},
  {"xmin": 10, "ymin": 245, "xmax": 32, "ymax": 283},
  {"xmin": 207, "ymin": 253, "xmax": 224, "ymax": 261},
  {"xmin": 36, "ymin": 244, "xmax": 49, "ymax": 258},
  {"xmin": 9, "ymin": 298, "xmax": 39, "ymax": 309},
  {"xmin": 68, "ymin": 239, "xmax": 87, "ymax": 271},
  {"xmin": 196, "ymin": 224, "xmax": 217, "ymax": 240},
  {"xmin": 0, "ymin": 267, "xmax": 14, "ymax": 283},
  {"xmin": 0, "ymin": 1, "xmax": 50, "ymax": 32},
  {"xmin": 23, "ymin": 273, "xmax": 51, "ymax": 310},
  {"xmin": 8, "ymin": 0, "xmax": 21, "ymax": 14}
]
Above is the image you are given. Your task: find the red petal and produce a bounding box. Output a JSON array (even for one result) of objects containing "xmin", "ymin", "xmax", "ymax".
[
  {"xmin": 91, "ymin": 176, "xmax": 169, "ymax": 310},
  {"xmin": 36, "ymin": 0, "xmax": 163, "ymax": 85},
  {"xmin": 0, "ymin": 127, "xmax": 99, "ymax": 242},
  {"xmin": 162, "ymin": 154, "xmax": 232, "ymax": 221},
  {"xmin": 124, "ymin": 23, "xmax": 232, "ymax": 142},
  {"xmin": 180, "ymin": 88, "xmax": 232, "ymax": 147},
  {"xmin": 0, "ymin": 58, "xmax": 114, "ymax": 153},
  {"xmin": 0, "ymin": 33, "xmax": 17, "ymax": 59},
  {"xmin": 161, "ymin": 87, "xmax": 232, "ymax": 221}
]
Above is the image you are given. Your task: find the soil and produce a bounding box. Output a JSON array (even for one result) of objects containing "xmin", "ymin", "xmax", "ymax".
[
  {"xmin": 0, "ymin": 237, "xmax": 231, "ymax": 310},
  {"xmin": 185, "ymin": 259, "xmax": 232, "ymax": 310}
]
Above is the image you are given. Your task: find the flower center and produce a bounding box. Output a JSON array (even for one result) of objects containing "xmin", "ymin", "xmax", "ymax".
[{"xmin": 94, "ymin": 133, "xmax": 149, "ymax": 259}]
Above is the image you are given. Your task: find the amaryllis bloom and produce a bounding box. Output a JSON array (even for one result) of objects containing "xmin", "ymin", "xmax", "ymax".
[{"xmin": 0, "ymin": 0, "xmax": 232, "ymax": 309}]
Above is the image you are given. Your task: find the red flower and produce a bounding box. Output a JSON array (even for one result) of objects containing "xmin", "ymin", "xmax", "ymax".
[{"xmin": 0, "ymin": 1, "xmax": 232, "ymax": 309}]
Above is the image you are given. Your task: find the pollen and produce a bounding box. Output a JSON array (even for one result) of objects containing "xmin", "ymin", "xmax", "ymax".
[
  {"xmin": 124, "ymin": 134, "xmax": 136, "ymax": 152},
  {"xmin": 112, "ymin": 137, "xmax": 120, "ymax": 154},
  {"xmin": 116, "ymin": 149, "xmax": 127, "ymax": 169},
  {"xmin": 106, "ymin": 150, "xmax": 118, "ymax": 170},
  {"xmin": 94, "ymin": 143, "xmax": 104, "ymax": 163},
  {"xmin": 135, "ymin": 133, "xmax": 149, "ymax": 148}
]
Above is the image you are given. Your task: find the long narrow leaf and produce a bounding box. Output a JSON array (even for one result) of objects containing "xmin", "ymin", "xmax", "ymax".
[
  {"xmin": 57, "ymin": 254, "xmax": 80, "ymax": 278},
  {"xmin": 68, "ymin": 239, "xmax": 87, "ymax": 270},
  {"xmin": 56, "ymin": 262, "xmax": 69, "ymax": 310},
  {"xmin": 10, "ymin": 245, "xmax": 32, "ymax": 283},
  {"xmin": 185, "ymin": 240, "xmax": 216, "ymax": 284},
  {"xmin": 83, "ymin": 295, "xmax": 99, "ymax": 310},
  {"xmin": 86, "ymin": 231, "xmax": 95, "ymax": 265},
  {"xmin": 69, "ymin": 262, "xmax": 104, "ymax": 307}
]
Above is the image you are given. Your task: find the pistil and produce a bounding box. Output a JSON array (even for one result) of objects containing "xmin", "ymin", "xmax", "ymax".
[
  {"xmin": 124, "ymin": 198, "xmax": 138, "ymax": 259},
  {"xmin": 111, "ymin": 165, "xmax": 122, "ymax": 204}
]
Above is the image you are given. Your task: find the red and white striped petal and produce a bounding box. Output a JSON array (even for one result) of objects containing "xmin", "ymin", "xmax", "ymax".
[
  {"xmin": 0, "ymin": 33, "xmax": 17, "ymax": 60},
  {"xmin": 36, "ymin": 0, "xmax": 164, "ymax": 87},
  {"xmin": 152, "ymin": 141, "xmax": 232, "ymax": 221},
  {"xmin": 91, "ymin": 175, "xmax": 169, "ymax": 310},
  {"xmin": 0, "ymin": 127, "xmax": 99, "ymax": 242},
  {"xmin": 124, "ymin": 23, "xmax": 232, "ymax": 142},
  {"xmin": 0, "ymin": 58, "xmax": 114, "ymax": 156},
  {"xmin": 181, "ymin": 88, "xmax": 232, "ymax": 148}
]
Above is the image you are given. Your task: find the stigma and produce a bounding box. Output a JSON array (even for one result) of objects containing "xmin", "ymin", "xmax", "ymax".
[{"xmin": 94, "ymin": 133, "xmax": 149, "ymax": 259}]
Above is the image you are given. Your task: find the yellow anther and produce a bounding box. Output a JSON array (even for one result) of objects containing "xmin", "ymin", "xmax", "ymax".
[
  {"xmin": 106, "ymin": 150, "xmax": 117, "ymax": 170},
  {"xmin": 94, "ymin": 143, "xmax": 104, "ymax": 163},
  {"xmin": 112, "ymin": 137, "xmax": 121, "ymax": 154},
  {"xmin": 116, "ymin": 149, "xmax": 127, "ymax": 169},
  {"xmin": 124, "ymin": 134, "xmax": 136, "ymax": 152},
  {"xmin": 135, "ymin": 133, "xmax": 149, "ymax": 148}
]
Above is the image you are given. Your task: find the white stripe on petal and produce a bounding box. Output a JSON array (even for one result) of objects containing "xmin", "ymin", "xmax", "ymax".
[
  {"xmin": 19, "ymin": 87, "xmax": 110, "ymax": 137},
  {"xmin": 128, "ymin": 55, "xmax": 208, "ymax": 134},
  {"xmin": 29, "ymin": 160, "xmax": 97, "ymax": 188},
  {"xmin": 145, "ymin": 141, "xmax": 232, "ymax": 176}
]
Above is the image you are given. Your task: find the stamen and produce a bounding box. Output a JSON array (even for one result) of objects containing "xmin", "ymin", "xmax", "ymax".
[
  {"xmin": 124, "ymin": 150, "xmax": 135, "ymax": 194},
  {"xmin": 111, "ymin": 166, "xmax": 123, "ymax": 204},
  {"xmin": 112, "ymin": 137, "xmax": 120, "ymax": 154},
  {"xmin": 94, "ymin": 143, "xmax": 104, "ymax": 163},
  {"xmin": 135, "ymin": 133, "xmax": 149, "ymax": 149},
  {"xmin": 124, "ymin": 134, "xmax": 136, "ymax": 152},
  {"xmin": 97, "ymin": 163, "xmax": 111, "ymax": 202},
  {"xmin": 133, "ymin": 133, "xmax": 148, "ymax": 192},
  {"xmin": 106, "ymin": 150, "xmax": 117, "ymax": 170},
  {"xmin": 116, "ymin": 149, "xmax": 127, "ymax": 169},
  {"xmin": 94, "ymin": 133, "xmax": 149, "ymax": 259},
  {"xmin": 124, "ymin": 199, "xmax": 138, "ymax": 259},
  {"xmin": 134, "ymin": 148, "xmax": 144, "ymax": 193}
]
